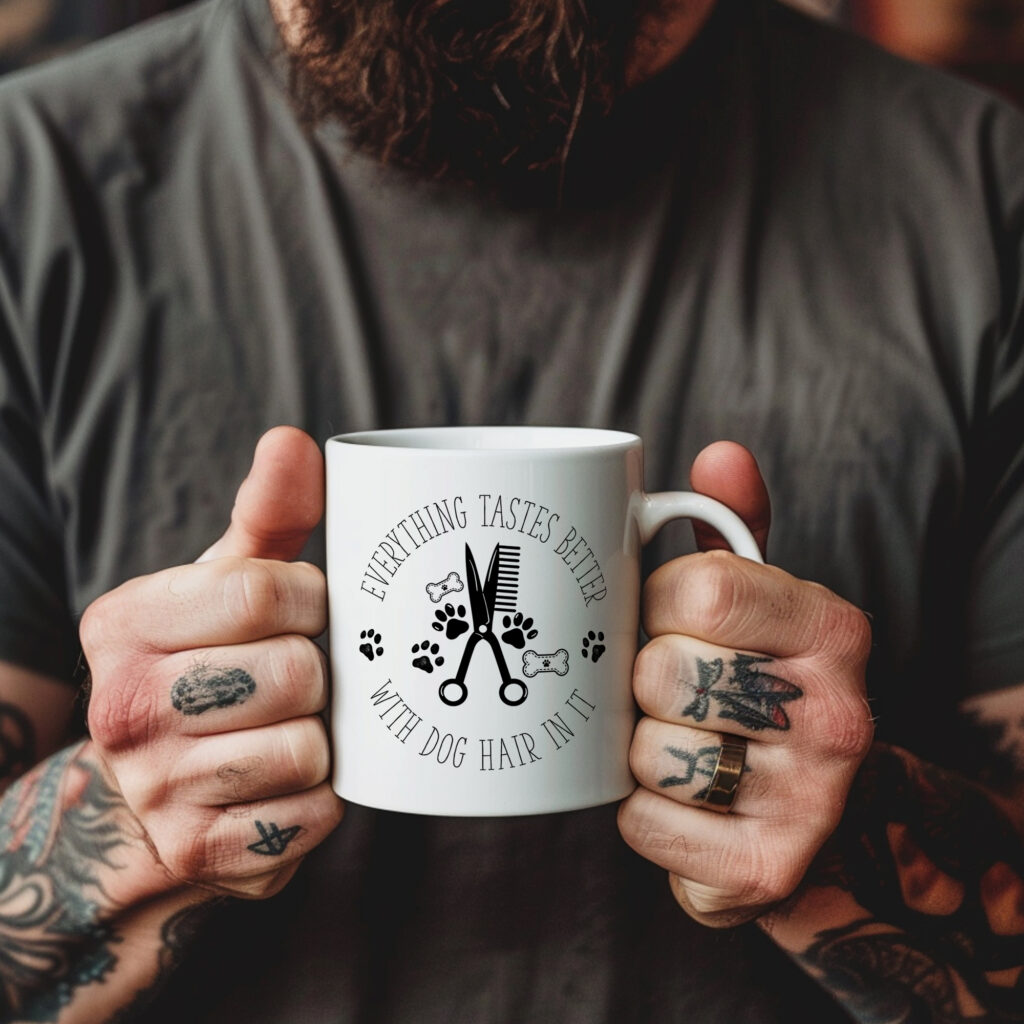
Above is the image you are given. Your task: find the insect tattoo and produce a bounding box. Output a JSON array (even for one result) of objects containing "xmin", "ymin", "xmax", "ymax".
[{"xmin": 681, "ymin": 654, "xmax": 802, "ymax": 731}]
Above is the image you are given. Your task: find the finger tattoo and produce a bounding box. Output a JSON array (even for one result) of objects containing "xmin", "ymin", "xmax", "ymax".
[
  {"xmin": 247, "ymin": 820, "xmax": 303, "ymax": 857},
  {"xmin": 681, "ymin": 654, "xmax": 802, "ymax": 731},
  {"xmin": 171, "ymin": 665, "xmax": 256, "ymax": 716},
  {"xmin": 659, "ymin": 745, "xmax": 721, "ymax": 801},
  {"xmin": 217, "ymin": 756, "xmax": 267, "ymax": 802}
]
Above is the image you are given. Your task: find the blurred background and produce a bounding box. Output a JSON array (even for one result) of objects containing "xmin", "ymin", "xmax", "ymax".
[
  {"xmin": 0, "ymin": 0, "xmax": 193, "ymax": 73},
  {"xmin": 794, "ymin": 0, "xmax": 1024, "ymax": 104},
  {"xmin": 0, "ymin": 0, "xmax": 1022, "ymax": 105}
]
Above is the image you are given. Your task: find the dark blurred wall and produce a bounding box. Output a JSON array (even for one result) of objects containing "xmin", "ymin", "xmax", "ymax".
[{"xmin": 0, "ymin": 0, "xmax": 195, "ymax": 74}]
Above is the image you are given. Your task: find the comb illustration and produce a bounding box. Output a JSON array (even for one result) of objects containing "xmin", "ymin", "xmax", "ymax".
[{"xmin": 438, "ymin": 543, "xmax": 528, "ymax": 708}]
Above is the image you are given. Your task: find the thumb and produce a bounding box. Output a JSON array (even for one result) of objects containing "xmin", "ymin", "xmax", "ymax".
[
  {"xmin": 198, "ymin": 426, "xmax": 324, "ymax": 563},
  {"xmin": 689, "ymin": 441, "xmax": 771, "ymax": 560}
]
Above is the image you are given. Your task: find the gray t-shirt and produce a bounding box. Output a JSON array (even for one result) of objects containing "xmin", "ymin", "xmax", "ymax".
[{"xmin": 0, "ymin": 0, "xmax": 1022, "ymax": 1020}]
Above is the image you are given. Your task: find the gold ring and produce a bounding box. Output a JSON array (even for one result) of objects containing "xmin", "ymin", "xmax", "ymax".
[{"xmin": 701, "ymin": 734, "xmax": 747, "ymax": 814}]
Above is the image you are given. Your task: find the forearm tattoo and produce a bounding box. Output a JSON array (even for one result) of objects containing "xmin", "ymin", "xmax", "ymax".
[
  {"xmin": 803, "ymin": 919, "xmax": 977, "ymax": 1024},
  {"xmin": 681, "ymin": 654, "xmax": 802, "ymax": 731},
  {"xmin": 799, "ymin": 745, "xmax": 1024, "ymax": 1022},
  {"xmin": 0, "ymin": 703, "xmax": 36, "ymax": 786},
  {"xmin": 170, "ymin": 665, "xmax": 256, "ymax": 716},
  {"xmin": 107, "ymin": 901, "xmax": 213, "ymax": 1024},
  {"xmin": 0, "ymin": 742, "xmax": 128, "ymax": 1021}
]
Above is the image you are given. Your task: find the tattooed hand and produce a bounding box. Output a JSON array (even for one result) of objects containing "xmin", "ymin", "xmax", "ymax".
[
  {"xmin": 618, "ymin": 442, "xmax": 874, "ymax": 927},
  {"xmin": 81, "ymin": 428, "xmax": 344, "ymax": 901}
]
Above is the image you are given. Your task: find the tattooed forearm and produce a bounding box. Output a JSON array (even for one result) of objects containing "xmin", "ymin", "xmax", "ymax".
[
  {"xmin": 0, "ymin": 703, "xmax": 36, "ymax": 786},
  {"xmin": 681, "ymin": 654, "xmax": 802, "ymax": 731},
  {"xmin": 802, "ymin": 918, "xmax": 972, "ymax": 1024},
  {"xmin": 792, "ymin": 744, "xmax": 1024, "ymax": 1022},
  {"xmin": 0, "ymin": 742, "xmax": 130, "ymax": 1021},
  {"xmin": 107, "ymin": 901, "xmax": 213, "ymax": 1024},
  {"xmin": 170, "ymin": 665, "xmax": 256, "ymax": 716}
]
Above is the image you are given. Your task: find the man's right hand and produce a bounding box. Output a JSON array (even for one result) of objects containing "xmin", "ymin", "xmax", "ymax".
[{"xmin": 81, "ymin": 427, "xmax": 344, "ymax": 901}]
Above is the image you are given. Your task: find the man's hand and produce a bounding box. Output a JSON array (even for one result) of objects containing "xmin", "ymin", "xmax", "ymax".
[
  {"xmin": 81, "ymin": 427, "xmax": 344, "ymax": 901},
  {"xmin": 618, "ymin": 442, "xmax": 874, "ymax": 927}
]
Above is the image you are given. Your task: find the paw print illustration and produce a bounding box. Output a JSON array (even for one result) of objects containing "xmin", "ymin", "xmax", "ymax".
[
  {"xmin": 360, "ymin": 628, "xmax": 383, "ymax": 661},
  {"xmin": 582, "ymin": 631, "xmax": 605, "ymax": 663},
  {"xmin": 501, "ymin": 612, "xmax": 538, "ymax": 650},
  {"xmin": 432, "ymin": 603, "xmax": 469, "ymax": 640},
  {"xmin": 412, "ymin": 641, "xmax": 445, "ymax": 674}
]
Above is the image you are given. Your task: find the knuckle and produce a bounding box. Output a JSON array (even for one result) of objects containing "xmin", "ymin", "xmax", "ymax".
[
  {"xmin": 617, "ymin": 792, "xmax": 662, "ymax": 852},
  {"xmin": 198, "ymin": 829, "xmax": 245, "ymax": 879},
  {"xmin": 813, "ymin": 595, "xmax": 873, "ymax": 666},
  {"xmin": 79, "ymin": 590, "xmax": 134, "ymax": 666},
  {"xmin": 816, "ymin": 689, "xmax": 874, "ymax": 762},
  {"xmin": 627, "ymin": 717, "xmax": 658, "ymax": 780},
  {"xmin": 226, "ymin": 864, "xmax": 303, "ymax": 900},
  {"xmin": 78, "ymin": 597, "xmax": 109, "ymax": 658},
  {"xmin": 272, "ymin": 636, "xmax": 325, "ymax": 712},
  {"xmin": 678, "ymin": 879, "xmax": 762, "ymax": 923},
  {"xmin": 221, "ymin": 559, "xmax": 282, "ymax": 633},
  {"xmin": 295, "ymin": 561, "xmax": 327, "ymax": 591},
  {"xmin": 81, "ymin": 576, "xmax": 161, "ymax": 661},
  {"xmin": 215, "ymin": 755, "xmax": 270, "ymax": 803},
  {"xmin": 844, "ymin": 605, "xmax": 874, "ymax": 664},
  {"xmin": 87, "ymin": 664, "xmax": 161, "ymax": 751},
  {"xmin": 125, "ymin": 764, "xmax": 169, "ymax": 819},
  {"xmin": 728, "ymin": 845, "xmax": 801, "ymax": 908},
  {"xmin": 632, "ymin": 638, "xmax": 678, "ymax": 712},
  {"xmin": 157, "ymin": 819, "xmax": 215, "ymax": 882},
  {"xmin": 676, "ymin": 551, "xmax": 748, "ymax": 639},
  {"xmin": 288, "ymin": 562, "xmax": 328, "ymax": 628},
  {"xmin": 747, "ymin": 863, "xmax": 797, "ymax": 906},
  {"xmin": 617, "ymin": 792, "xmax": 712, "ymax": 871},
  {"xmin": 276, "ymin": 718, "xmax": 330, "ymax": 790},
  {"xmin": 677, "ymin": 879, "xmax": 729, "ymax": 916}
]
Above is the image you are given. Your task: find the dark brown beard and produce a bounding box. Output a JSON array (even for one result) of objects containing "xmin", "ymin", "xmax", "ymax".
[{"xmin": 286, "ymin": 0, "xmax": 648, "ymax": 201}]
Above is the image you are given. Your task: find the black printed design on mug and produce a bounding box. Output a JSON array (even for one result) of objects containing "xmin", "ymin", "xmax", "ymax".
[
  {"xmin": 356, "ymin": 495, "xmax": 612, "ymax": 753},
  {"xmin": 432, "ymin": 603, "xmax": 470, "ymax": 639},
  {"xmin": 437, "ymin": 544, "xmax": 530, "ymax": 708},
  {"xmin": 582, "ymin": 631, "xmax": 605, "ymax": 663},
  {"xmin": 426, "ymin": 572, "xmax": 464, "ymax": 603},
  {"xmin": 359, "ymin": 628, "xmax": 384, "ymax": 661},
  {"xmin": 522, "ymin": 650, "xmax": 570, "ymax": 678},
  {"xmin": 411, "ymin": 641, "xmax": 445, "ymax": 673},
  {"xmin": 500, "ymin": 612, "xmax": 538, "ymax": 650}
]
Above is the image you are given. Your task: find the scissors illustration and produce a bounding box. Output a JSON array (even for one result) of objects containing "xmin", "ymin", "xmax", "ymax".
[{"xmin": 438, "ymin": 543, "xmax": 528, "ymax": 707}]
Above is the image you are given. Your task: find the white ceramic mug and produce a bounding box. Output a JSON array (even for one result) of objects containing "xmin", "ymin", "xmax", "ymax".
[{"xmin": 326, "ymin": 426, "xmax": 763, "ymax": 816}]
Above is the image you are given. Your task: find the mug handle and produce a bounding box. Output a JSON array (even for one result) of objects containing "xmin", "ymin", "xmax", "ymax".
[{"xmin": 636, "ymin": 492, "xmax": 765, "ymax": 564}]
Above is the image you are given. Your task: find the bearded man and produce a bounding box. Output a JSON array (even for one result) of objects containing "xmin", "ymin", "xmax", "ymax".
[{"xmin": 0, "ymin": 1, "xmax": 1021, "ymax": 1022}]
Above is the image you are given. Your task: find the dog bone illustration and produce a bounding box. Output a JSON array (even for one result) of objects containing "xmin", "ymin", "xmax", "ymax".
[
  {"xmin": 426, "ymin": 572, "xmax": 464, "ymax": 604},
  {"xmin": 522, "ymin": 649, "xmax": 570, "ymax": 678}
]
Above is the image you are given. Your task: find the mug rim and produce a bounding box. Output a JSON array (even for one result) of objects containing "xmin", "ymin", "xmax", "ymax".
[{"xmin": 328, "ymin": 426, "xmax": 641, "ymax": 455}]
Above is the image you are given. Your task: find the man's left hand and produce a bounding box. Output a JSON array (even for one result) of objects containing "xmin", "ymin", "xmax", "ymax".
[{"xmin": 618, "ymin": 442, "xmax": 874, "ymax": 927}]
